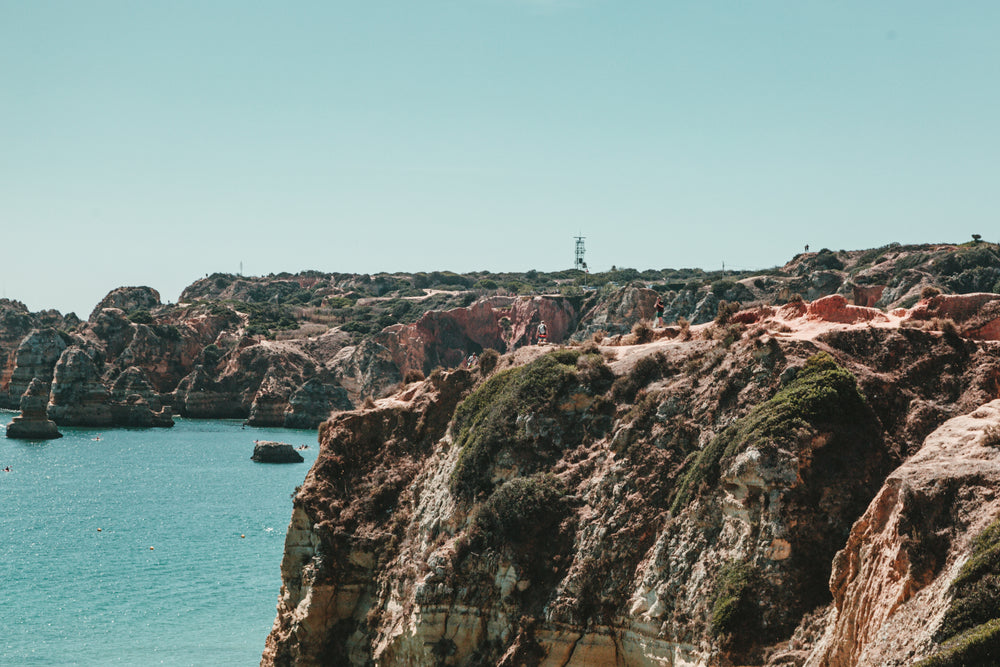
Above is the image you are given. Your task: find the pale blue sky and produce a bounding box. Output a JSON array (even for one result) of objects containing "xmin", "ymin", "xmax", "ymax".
[{"xmin": 2, "ymin": 1, "xmax": 998, "ymax": 316}]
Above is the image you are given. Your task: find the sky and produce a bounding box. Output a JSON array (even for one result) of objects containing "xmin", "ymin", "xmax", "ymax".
[{"xmin": 2, "ymin": 1, "xmax": 999, "ymax": 316}]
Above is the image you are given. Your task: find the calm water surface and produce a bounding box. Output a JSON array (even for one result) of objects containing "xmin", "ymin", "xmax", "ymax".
[{"xmin": 1, "ymin": 415, "xmax": 318, "ymax": 666}]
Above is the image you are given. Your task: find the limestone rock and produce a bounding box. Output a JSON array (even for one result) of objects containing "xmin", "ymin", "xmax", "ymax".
[
  {"xmin": 88, "ymin": 286, "xmax": 161, "ymax": 322},
  {"xmin": 574, "ymin": 286, "xmax": 660, "ymax": 339},
  {"xmin": 283, "ymin": 378, "xmax": 352, "ymax": 429},
  {"xmin": 5, "ymin": 377, "xmax": 61, "ymax": 439},
  {"xmin": 2, "ymin": 328, "xmax": 68, "ymax": 409},
  {"xmin": 47, "ymin": 347, "xmax": 113, "ymax": 426},
  {"xmin": 109, "ymin": 393, "xmax": 174, "ymax": 428},
  {"xmin": 374, "ymin": 296, "xmax": 578, "ymax": 385},
  {"xmin": 110, "ymin": 366, "xmax": 162, "ymax": 410},
  {"xmin": 252, "ymin": 440, "xmax": 304, "ymax": 463},
  {"xmin": 173, "ymin": 366, "xmax": 244, "ymax": 419},
  {"xmin": 852, "ymin": 284, "xmax": 886, "ymax": 308},
  {"xmin": 805, "ymin": 401, "xmax": 1000, "ymax": 666}
]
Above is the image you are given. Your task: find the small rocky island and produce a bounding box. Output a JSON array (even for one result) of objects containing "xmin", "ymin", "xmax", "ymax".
[
  {"xmin": 251, "ymin": 440, "xmax": 303, "ymax": 464},
  {"xmin": 6, "ymin": 378, "xmax": 62, "ymax": 440}
]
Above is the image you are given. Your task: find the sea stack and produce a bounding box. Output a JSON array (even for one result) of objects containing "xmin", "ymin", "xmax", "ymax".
[
  {"xmin": 251, "ymin": 440, "xmax": 304, "ymax": 463},
  {"xmin": 6, "ymin": 378, "xmax": 62, "ymax": 440}
]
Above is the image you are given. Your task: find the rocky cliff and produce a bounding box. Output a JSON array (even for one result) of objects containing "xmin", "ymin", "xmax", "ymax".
[
  {"xmin": 261, "ymin": 293, "xmax": 1000, "ymax": 666},
  {"xmin": 8, "ymin": 242, "xmax": 1000, "ymax": 431}
]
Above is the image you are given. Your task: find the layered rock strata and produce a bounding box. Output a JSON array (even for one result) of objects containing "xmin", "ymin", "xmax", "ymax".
[
  {"xmin": 262, "ymin": 318, "xmax": 1000, "ymax": 666},
  {"xmin": 5, "ymin": 377, "xmax": 61, "ymax": 440},
  {"xmin": 1, "ymin": 328, "xmax": 67, "ymax": 408},
  {"xmin": 47, "ymin": 347, "xmax": 113, "ymax": 426},
  {"xmin": 283, "ymin": 378, "xmax": 352, "ymax": 430}
]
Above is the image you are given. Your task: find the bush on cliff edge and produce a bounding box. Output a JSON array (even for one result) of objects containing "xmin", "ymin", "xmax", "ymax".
[
  {"xmin": 449, "ymin": 352, "xmax": 580, "ymax": 499},
  {"xmin": 670, "ymin": 352, "xmax": 870, "ymax": 514},
  {"xmin": 917, "ymin": 516, "xmax": 1000, "ymax": 666}
]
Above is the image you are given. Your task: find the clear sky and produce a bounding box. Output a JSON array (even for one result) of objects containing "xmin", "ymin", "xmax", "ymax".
[{"xmin": 2, "ymin": 1, "xmax": 998, "ymax": 316}]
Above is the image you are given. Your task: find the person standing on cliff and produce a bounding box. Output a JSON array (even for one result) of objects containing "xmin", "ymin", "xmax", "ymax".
[
  {"xmin": 655, "ymin": 296, "xmax": 665, "ymax": 327},
  {"xmin": 537, "ymin": 320, "xmax": 548, "ymax": 345}
]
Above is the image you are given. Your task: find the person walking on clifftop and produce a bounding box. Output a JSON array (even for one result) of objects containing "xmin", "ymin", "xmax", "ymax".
[
  {"xmin": 655, "ymin": 296, "xmax": 665, "ymax": 327},
  {"xmin": 537, "ymin": 320, "xmax": 548, "ymax": 345}
]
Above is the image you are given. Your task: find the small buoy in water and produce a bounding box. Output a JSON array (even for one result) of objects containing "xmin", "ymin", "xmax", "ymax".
[
  {"xmin": 241, "ymin": 534, "xmax": 245, "ymax": 539},
  {"xmin": 97, "ymin": 528, "xmax": 102, "ymax": 532},
  {"xmin": 149, "ymin": 546, "xmax": 154, "ymax": 550}
]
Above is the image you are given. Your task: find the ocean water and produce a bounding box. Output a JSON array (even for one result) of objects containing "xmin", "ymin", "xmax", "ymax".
[{"xmin": 0, "ymin": 415, "xmax": 318, "ymax": 666}]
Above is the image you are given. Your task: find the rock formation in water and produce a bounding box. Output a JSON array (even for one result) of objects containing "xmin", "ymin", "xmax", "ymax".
[
  {"xmin": 2, "ymin": 328, "xmax": 68, "ymax": 406},
  {"xmin": 47, "ymin": 347, "xmax": 113, "ymax": 426},
  {"xmin": 5, "ymin": 377, "xmax": 62, "ymax": 440},
  {"xmin": 252, "ymin": 441, "xmax": 305, "ymax": 464},
  {"xmin": 0, "ymin": 302, "xmax": 78, "ymax": 408},
  {"xmin": 261, "ymin": 291, "xmax": 1000, "ymax": 666}
]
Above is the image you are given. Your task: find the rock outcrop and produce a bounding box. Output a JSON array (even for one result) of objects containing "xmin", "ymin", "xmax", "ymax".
[
  {"xmin": 0, "ymin": 328, "xmax": 67, "ymax": 409},
  {"xmin": 283, "ymin": 378, "xmax": 352, "ymax": 430},
  {"xmin": 252, "ymin": 441, "xmax": 305, "ymax": 464},
  {"xmin": 173, "ymin": 366, "xmax": 245, "ymax": 418},
  {"xmin": 573, "ymin": 286, "xmax": 660, "ymax": 339},
  {"xmin": 804, "ymin": 401, "xmax": 1000, "ymax": 666},
  {"xmin": 88, "ymin": 285, "xmax": 161, "ymax": 321},
  {"xmin": 378, "ymin": 296, "xmax": 580, "ymax": 382},
  {"xmin": 47, "ymin": 347, "xmax": 113, "ymax": 426},
  {"xmin": 5, "ymin": 377, "xmax": 62, "ymax": 440},
  {"xmin": 262, "ymin": 313, "xmax": 1000, "ymax": 666},
  {"xmin": 807, "ymin": 294, "xmax": 889, "ymax": 324}
]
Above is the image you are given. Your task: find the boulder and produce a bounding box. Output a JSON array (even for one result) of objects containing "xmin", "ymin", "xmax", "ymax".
[
  {"xmin": 251, "ymin": 440, "xmax": 304, "ymax": 464},
  {"xmin": 5, "ymin": 377, "xmax": 62, "ymax": 439}
]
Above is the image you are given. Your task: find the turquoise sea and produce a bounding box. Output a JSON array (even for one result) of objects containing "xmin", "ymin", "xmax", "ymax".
[{"xmin": 1, "ymin": 414, "xmax": 318, "ymax": 666}]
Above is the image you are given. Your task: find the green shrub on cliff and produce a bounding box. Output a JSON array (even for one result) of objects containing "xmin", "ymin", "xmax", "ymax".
[
  {"xmin": 917, "ymin": 516, "xmax": 1000, "ymax": 666},
  {"xmin": 710, "ymin": 560, "xmax": 760, "ymax": 642},
  {"xmin": 450, "ymin": 352, "xmax": 580, "ymax": 499},
  {"xmin": 128, "ymin": 309, "xmax": 153, "ymax": 324},
  {"xmin": 611, "ymin": 352, "xmax": 668, "ymax": 403},
  {"xmin": 670, "ymin": 352, "xmax": 869, "ymax": 514},
  {"xmin": 470, "ymin": 473, "xmax": 567, "ymax": 548},
  {"xmin": 918, "ymin": 619, "xmax": 1000, "ymax": 667}
]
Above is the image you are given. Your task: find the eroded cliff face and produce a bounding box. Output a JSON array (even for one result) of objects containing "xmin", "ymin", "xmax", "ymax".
[
  {"xmin": 803, "ymin": 401, "xmax": 1000, "ymax": 667},
  {"xmin": 262, "ymin": 313, "xmax": 1000, "ymax": 666}
]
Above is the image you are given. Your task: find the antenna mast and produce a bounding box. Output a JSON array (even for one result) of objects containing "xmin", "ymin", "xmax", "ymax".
[{"xmin": 574, "ymin": 235, "xmax": 587, "ymax": 272}]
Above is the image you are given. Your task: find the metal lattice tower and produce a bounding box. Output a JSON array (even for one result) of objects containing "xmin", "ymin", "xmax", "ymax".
[{"xmin": 574, "ymin": 235, "xmax": 587, "ymax": 271}]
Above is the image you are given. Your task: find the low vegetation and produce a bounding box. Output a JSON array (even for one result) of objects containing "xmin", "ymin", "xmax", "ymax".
[
  {"xmin": 670, "ymin": 352, "xmax": 869, "ymax": 513},
  {"xmin": 710, "ymin": 560, "xmax": 760, "ymax": 642},
  {"xmin": 916, "ymin": 516, "xmax": 1000, "ymax": 665},
  {"xmin": 449, "ymin": 352, "xmax": 581, "ymax": 499},
  {"xmin": 470, "ymin": 473, "xmax": 568, "ymax": 549}
]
